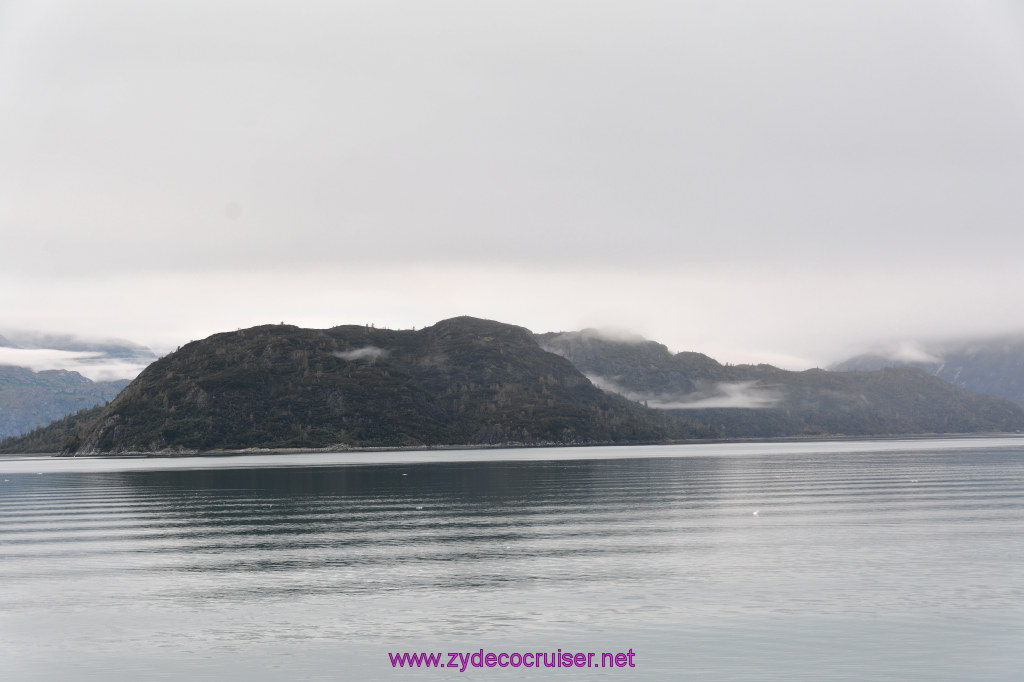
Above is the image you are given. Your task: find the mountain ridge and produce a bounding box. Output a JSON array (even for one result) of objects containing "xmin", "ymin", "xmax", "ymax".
[
  {"xmin": 0, "ymin": 365, "xmax": 128, "ymax": 440},
  {"xmin": 4, "ymin": 318, "xmax": 1024, "ymax": 454},
  {"xmin": 2, "ymin": 317, "xmax": 690, "ymax": 454},
  {"xmin": 832, "ymin": 335, "xmax": 1024, "ymax": 406},
  {"xmin": 538, "ymin": 330, "xmax": 1024, "ymax": 438}
]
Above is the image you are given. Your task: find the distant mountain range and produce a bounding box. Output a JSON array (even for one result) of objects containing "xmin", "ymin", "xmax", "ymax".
[
  {"xmin": 0, "ymin": 366, "xmax": 128, "ymax": 440},
  {"xmin": 0, "ymin": 330, "xmax": 158, "ymax": 439},
  {"xmin": 831, "ymin": 336, "xmax": 1024, "ymax": 407},
  {"xmin": 3, "ymin": 318, "xmax": 1023, "ymax": 455}
]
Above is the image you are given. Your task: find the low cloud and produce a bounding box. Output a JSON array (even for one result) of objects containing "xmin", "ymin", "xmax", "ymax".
[
  {"xmin": 333, "ymin": 346, "xmax": 389, "ymax": 362},
  {"xmin": 75, "ymin": 360, "xmax": 152, "ymax": 382},
  {"xmin": 587, "ymin": 374, "xmax": 780, "ymax": 409},
  {"xmin": 575, "ymin": 328, "xmax": 649, "ymax": 344},
  {"xmin": 645, "ymin": 382, "xmax": 781, "ymax": 409},
  {"xmin": 0, "ymin": 348, "xmax": 103, "ymax": 370},
  {"xmin": 834, "ymin": 341, "xmax": 944, "ymax": 368},
  {"xmin": 887, "ymin": 341, "xmax": 942, "ymax": 364},
  {"xmin": 586, "ymin": 374, "xmax": 642, "ymax": 398},
  {"xmin": 0, "ymin": 348, "xmax": 149, "ymax": 381},
  {"xmin": 0, "ymin": 328, "xmax": 157, "ymax": 380}
]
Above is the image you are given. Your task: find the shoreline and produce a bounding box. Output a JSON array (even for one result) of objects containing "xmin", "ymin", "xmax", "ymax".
[{"xmin": 4, "ymin": 431, "xmax": 1022, "ymax": 459}]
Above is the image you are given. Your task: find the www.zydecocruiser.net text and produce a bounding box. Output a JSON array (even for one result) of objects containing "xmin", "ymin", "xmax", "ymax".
[{"xmin": 389, "ymin": 649, "xmax": 637, "ymax": 671}]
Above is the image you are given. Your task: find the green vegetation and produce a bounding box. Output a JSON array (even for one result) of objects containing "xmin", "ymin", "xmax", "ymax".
[
  {"xmin": 1, "ymin": 404, "xmax": 108, "ymax": 453},
  {"xmin": 7, "ymin": 318, "xmax": 1024, "ymax": 455},
  {"xmin": 2, "ymin": 317, "xmax": 696, "ymax": 454}
]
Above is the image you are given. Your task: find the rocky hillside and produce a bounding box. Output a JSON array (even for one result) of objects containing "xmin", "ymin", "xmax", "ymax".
[{"xmin": 1, "ymin": 317, "xmax": 690, "ymax": 454}]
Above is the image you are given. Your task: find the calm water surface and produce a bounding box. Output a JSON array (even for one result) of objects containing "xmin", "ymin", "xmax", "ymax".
[{"xmin": 1, "ymin": 439, "xmax": 1023, "ymax": 681}]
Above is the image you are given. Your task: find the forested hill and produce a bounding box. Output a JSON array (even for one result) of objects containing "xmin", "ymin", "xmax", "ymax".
[
  {"xmin": 1, "ymin": 317, "xmax": 690, "ymax": 454},
  {"xmin": 5, "ymin": 318, "xmax": 1024, "ymax": 455},
  {"xmin": 537, "ymin": 330, "xmax": 1024, "ymax": 438}
]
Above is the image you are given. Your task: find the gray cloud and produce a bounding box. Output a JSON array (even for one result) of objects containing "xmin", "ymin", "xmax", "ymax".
[
  {"xmin": 4, "ymin": 1, "xmax": 1024, "ymax": 276},
  {"xmin": 3, "ymin": 1, "xmax": 1024, "ymax": 366},
  {"xmin": 0, "ymin": 329, "xmax": 157, "ymax": 380}
]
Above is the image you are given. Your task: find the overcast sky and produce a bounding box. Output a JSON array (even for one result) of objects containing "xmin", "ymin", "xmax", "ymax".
[{"xmin": 3, "ymin": 0, "xmax": 1024, "ymax": 369}]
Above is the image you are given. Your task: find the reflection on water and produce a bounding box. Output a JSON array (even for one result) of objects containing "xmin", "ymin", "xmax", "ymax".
[{"xmin": 2, "ymin": 441, "xmax": 1023, "ymax": 680}]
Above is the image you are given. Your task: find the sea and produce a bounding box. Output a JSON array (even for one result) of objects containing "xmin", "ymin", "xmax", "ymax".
[{"xmin": 1, "ymin": 437, "xmax": 1022, "ymax": 681}]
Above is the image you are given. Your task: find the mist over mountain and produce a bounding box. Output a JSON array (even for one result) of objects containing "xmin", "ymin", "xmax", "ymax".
[
  {"xmin": 5, "ymin": 318, "xmax": 1024, "ymax": 455},
  {"xmin": 0, "ymin": 329, "xmax": 158, "ymax": 381},
  {"xmin": 538, "ymin": 330, "xmax": 1024, "ymax": 438},
  {"xmin": 0, "ymin": 330, "xmax": 156, "ymax": 358},
  {"xmin": 832, "ymin": 335, "xmax": 1024, "ymax": 407},
  {"xmin": 0, "ymin": 329, "xmax": 156, "ymax": 438}
]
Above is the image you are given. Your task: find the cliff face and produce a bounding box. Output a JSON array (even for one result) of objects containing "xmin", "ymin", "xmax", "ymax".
[{"xmin": 19, "ymin": 317, "xmax": 685, "ymax": 454}]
